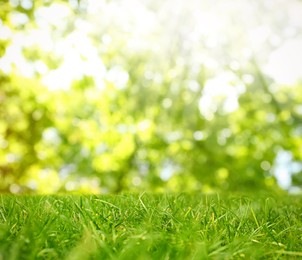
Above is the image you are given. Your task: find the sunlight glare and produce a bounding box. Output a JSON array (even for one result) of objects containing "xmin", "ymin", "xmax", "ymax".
[
  {"xmin": 199, "ymin": 72, "xmax": 245, "ymax": 120},
  {"xmin": 265, "ymin": 38, "xmax": 302, "ymax": 85}
]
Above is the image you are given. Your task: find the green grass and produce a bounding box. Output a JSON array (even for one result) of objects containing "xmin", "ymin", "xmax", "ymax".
[{"xmin": 0, "ymin": 193, "xmax": 302, "ymax": 259}]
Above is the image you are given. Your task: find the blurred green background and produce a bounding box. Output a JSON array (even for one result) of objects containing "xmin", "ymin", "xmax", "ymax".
[{"xmin": 1, "ymin": 0, "xmax": 302, "ymax": 194}]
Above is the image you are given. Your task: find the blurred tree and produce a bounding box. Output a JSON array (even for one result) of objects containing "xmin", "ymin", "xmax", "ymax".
[{"xmin": 0, "ymin": 0, "xmax": 301, "ymax": 194}]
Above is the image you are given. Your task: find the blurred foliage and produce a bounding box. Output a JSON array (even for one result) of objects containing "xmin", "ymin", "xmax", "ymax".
[{"xmin": 0, "ymin": 0, "xmax": 302, "ymax": 194}]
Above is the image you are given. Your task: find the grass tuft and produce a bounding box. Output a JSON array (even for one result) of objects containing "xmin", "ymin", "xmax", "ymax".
[{"xmin": 0, "ymin": 193, "xmax": 301, "ymax": 259}]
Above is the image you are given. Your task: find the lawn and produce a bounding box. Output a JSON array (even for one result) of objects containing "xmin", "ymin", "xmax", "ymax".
[{"xmin": 0, "ymin": 193, "xmax": 301, "ymax": 259}]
